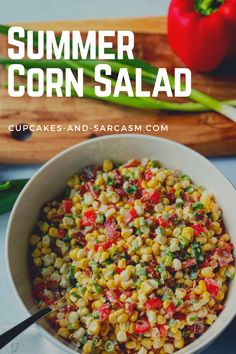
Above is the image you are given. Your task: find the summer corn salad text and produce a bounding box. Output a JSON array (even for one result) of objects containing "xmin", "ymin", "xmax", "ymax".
[{"xmin": 29, "ymin": 159, "xmax": 235, "ymax": 354}]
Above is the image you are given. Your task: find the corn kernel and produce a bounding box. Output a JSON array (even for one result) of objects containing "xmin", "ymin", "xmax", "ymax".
[
  {"xmin": 201, "ymin": 267, "xmax": 213, "ymax": 278},
  {"xmin": 103, "ymin": 159, "xmax": 113, "ymax": 172}
]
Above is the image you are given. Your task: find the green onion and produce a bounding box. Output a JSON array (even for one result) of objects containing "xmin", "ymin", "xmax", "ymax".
[
  {"xmin": 125, "ymin": 184, "xmax": 138, "ymax": 194},
  {"xmin": 192, "ymin": 202, "xmax": 204, "ymax": 211},
  {"xmin": 0, "ymin": 180, "xmax": 11, "ymax": 191},
  {"xmin": 135, "ymin": 264, "xmax": 147, "ymax": 276},
  {"xmin": 104, "ymin": 340, "xmax": 115, "ymax": 352},
  {"xmin": 192, "ymin": 241, "xmax": 204, "ymax": 263},
  {"xmin": 96, "ymin": 214, "xmax": 105, "ymax": 224},
  {"xmin": 93, "ymin": 283, "xmax": 103, "ymax": 294},
  {"xmin": 0, "ymin": 179, "xmax": 29, "ymax": 215}
]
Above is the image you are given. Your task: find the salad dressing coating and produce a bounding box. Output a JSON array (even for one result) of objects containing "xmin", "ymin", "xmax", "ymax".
[{"xmin": 29, "ymin": 159, "xmax": 235, "ymax": 354}]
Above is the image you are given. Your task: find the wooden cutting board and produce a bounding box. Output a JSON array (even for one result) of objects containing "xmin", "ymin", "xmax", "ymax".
[{"xmin": 0, "ymin": 16, "xmax": 236, "ymax": 164}]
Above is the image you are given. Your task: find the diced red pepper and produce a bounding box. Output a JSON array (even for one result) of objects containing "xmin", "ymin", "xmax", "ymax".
[
  {"xmin": 127, "ymin": 303, "xmax": 136, "ymax": 314},
  {"xmin": 116, "ymin": 267, "xmax": 123, "ymax": 274},
  {"xmin": 144, "ymin": 169, "xmax": 154, "ymax": 181},
  {"xmin": 192, "ymin": 223, "xmax": 205, "ymax": 236},
  {"xmin": 124, "ymin": 159, "xmax": 140, "ymax": 168},
  {"xmin": 97, "ymin": 303, "xmax": 110, "ymax": 321},
  {"xmin": 81, "ymin": 209, "xmax": 96, "ymax": 226},
  {"xmin": 125, "ymin": 208, "xmax": 137, "ymax": 224},
  {"xmin": 62, "ymin": 200, "xmax": 72, "ymax": 213},
  {"xmin": 165, "ymin": 303, "xmax": 176, "ymax": 316},
  {"xmin": 146, "ymin": 297, "xmax": 163, "ymax": 310},
  {"xmin": 159, "ymin": 325, "xmax": 168, "ymax": 337},
  {"xmin": 134, "ymin": 320, "xmax": 150, "ymax": 335},
  {"xmin": 94, "ymin": 239, "xmax": 115, "ymax": 252},
  {"xmin": 205, "ymin": 278, "xmax": 220, "ymax": 297},
  {"xmin": 58, "ymin": 229, "xmax": 66, "ymax": 238},
  {"xmin": 149, "ymin": 190, "xmax": 161, "ymax": 204},
  {"xmin": 159, "ymin": 216, "xmax": 168, "ymax": 228}
]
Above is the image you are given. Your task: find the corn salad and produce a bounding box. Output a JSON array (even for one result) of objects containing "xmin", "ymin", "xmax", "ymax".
[{"xmin": 29, "ymin": 159, "xmax": 235, "ymax": 354}]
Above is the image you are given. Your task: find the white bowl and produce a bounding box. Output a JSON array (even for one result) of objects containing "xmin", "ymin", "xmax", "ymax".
[{"xmin": 6, "ymin": 134, "xmax": 236, "ymax": 354}]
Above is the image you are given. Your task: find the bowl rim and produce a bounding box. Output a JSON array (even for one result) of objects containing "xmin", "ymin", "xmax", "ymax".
[{"xmin": 5, "ymin": 133, "xmax": 236, "ymax": 354}]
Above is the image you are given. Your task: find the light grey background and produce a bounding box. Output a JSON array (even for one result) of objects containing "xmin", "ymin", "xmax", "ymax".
[
  {"xmin": 0, "ymin": 1, "xmax": 236, "ymax": 353},
  {"xmin": 1, "ymin": 0, "xmax": 170, "ymax": 23}
]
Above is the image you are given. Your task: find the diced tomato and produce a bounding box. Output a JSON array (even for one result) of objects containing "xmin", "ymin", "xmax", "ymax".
[
  {"xmin": 97, "ymin": 303, "xmax": 110, "ymax": 321},
  {"xmin": 134, "ymin": 320, "xmax": 150, "ymax": 335},
  {"xmin": 104, "ymin": 218, "xmax": 117, "ymax": 240},
  {"xmin": 81, "ymin": 210, "xmax": 96, "ymax": 226},
  {"xmin": 144, "ymin": 169, "xmax": 154, "ymax": 181},
  {"xmin": 127, "ymin": 303, "xmax": 136, "ymax": 314},
  {"xmin": 146, "ymin": 297, "xmax": 163, "ymax": 310},
  {"xmin": 165, "ymin": 303, "xmax": 176, "ymax": 316},
  {"xmin": 159, "ymin": 216, "xmax": 168, "ymax": 228},
  {"xmin": 124, "ymin": 159, "xmax": 140, "ymax": 168},
  {"xmin": 62, "ymin": 200, "xmax": 72, "ymax": 213},
  {"xmin": 159, "ymin": 325, "xmax": 168, "ymax": 337},
  {"xmin": 105, "ymin": 290, "xmax": 121, "ymax": 303},
  {"xmin": 116, "ymin": 267, "xmax": 123, "ymax": 274},
  {"xmin": 124, "ymin": 208, "xmax": 137, "ymax": 224},
  {"xmin": 205, "ymin": 278, "xmax": 220, "ymax": 297},
  {"xmin": 149, "ymin": 190, "xmax": 161, "ymax": 204},
  {"xmin": 192, "ymin": 223, "xmax": 205, "ymax": 236}
]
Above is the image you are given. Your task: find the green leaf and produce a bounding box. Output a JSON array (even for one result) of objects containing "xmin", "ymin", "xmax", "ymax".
[{"xmin": 0, "ymin": 179, "xmax": 29, "ymax": 215}]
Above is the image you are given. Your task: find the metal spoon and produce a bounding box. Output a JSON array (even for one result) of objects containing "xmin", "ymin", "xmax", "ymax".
[{"xmin": 0, "ymin": 296, "xmax": 67, "ymax": 349}]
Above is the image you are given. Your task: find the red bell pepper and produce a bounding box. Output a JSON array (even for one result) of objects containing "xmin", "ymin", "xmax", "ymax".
[
  {"xmin": 62, "ymin": 199, "xmax": 72, "ymax": 213},
  {"xmin": 97, "ymin": 303, "xmax": 110, "ymax": 321},
  {"xmin": 149, "ymin": 190, "xmax": 161, "ymax": 204},
  {"xmin": 81, "ymin": 209, "xmax": 96, "ymax": 226},
  {"xmin": 192, "ymin": 223, "xmax": 205, "ymax": 236},
  {"xmin": 134, "ymin": 320, "xmax": 150, "ymax": 335},
  {"xmin": 124, "ymin": 208, "xmax": 137, "ymax": 224},
  {"xmin": 205, "ymin": 278, "xmax": 220, "ymax": 296},
  {"xmin": 165, "ymin": 302, "xmax": 177, "ymax": 316},
  {"xmin": 159, "ymin": 325, "xmax": 168, "ymax": 337},
  {"xmin": 168, "ymin": 0, "xmax": 236, "ymax": 72},
  {"xmin": 146, "ymin": 297, "xmax": 163, "ymax": 310}
]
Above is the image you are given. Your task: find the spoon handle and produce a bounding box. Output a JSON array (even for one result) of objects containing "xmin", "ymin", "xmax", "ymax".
[{"xmin": 0, "ymin": 307, "xmax": 51, "ymax": 349}]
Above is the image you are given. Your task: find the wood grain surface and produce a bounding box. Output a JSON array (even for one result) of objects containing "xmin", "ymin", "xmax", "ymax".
[{"xmin": 0, "ymin": 17, "xmax": 236, "ymax": 163}]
